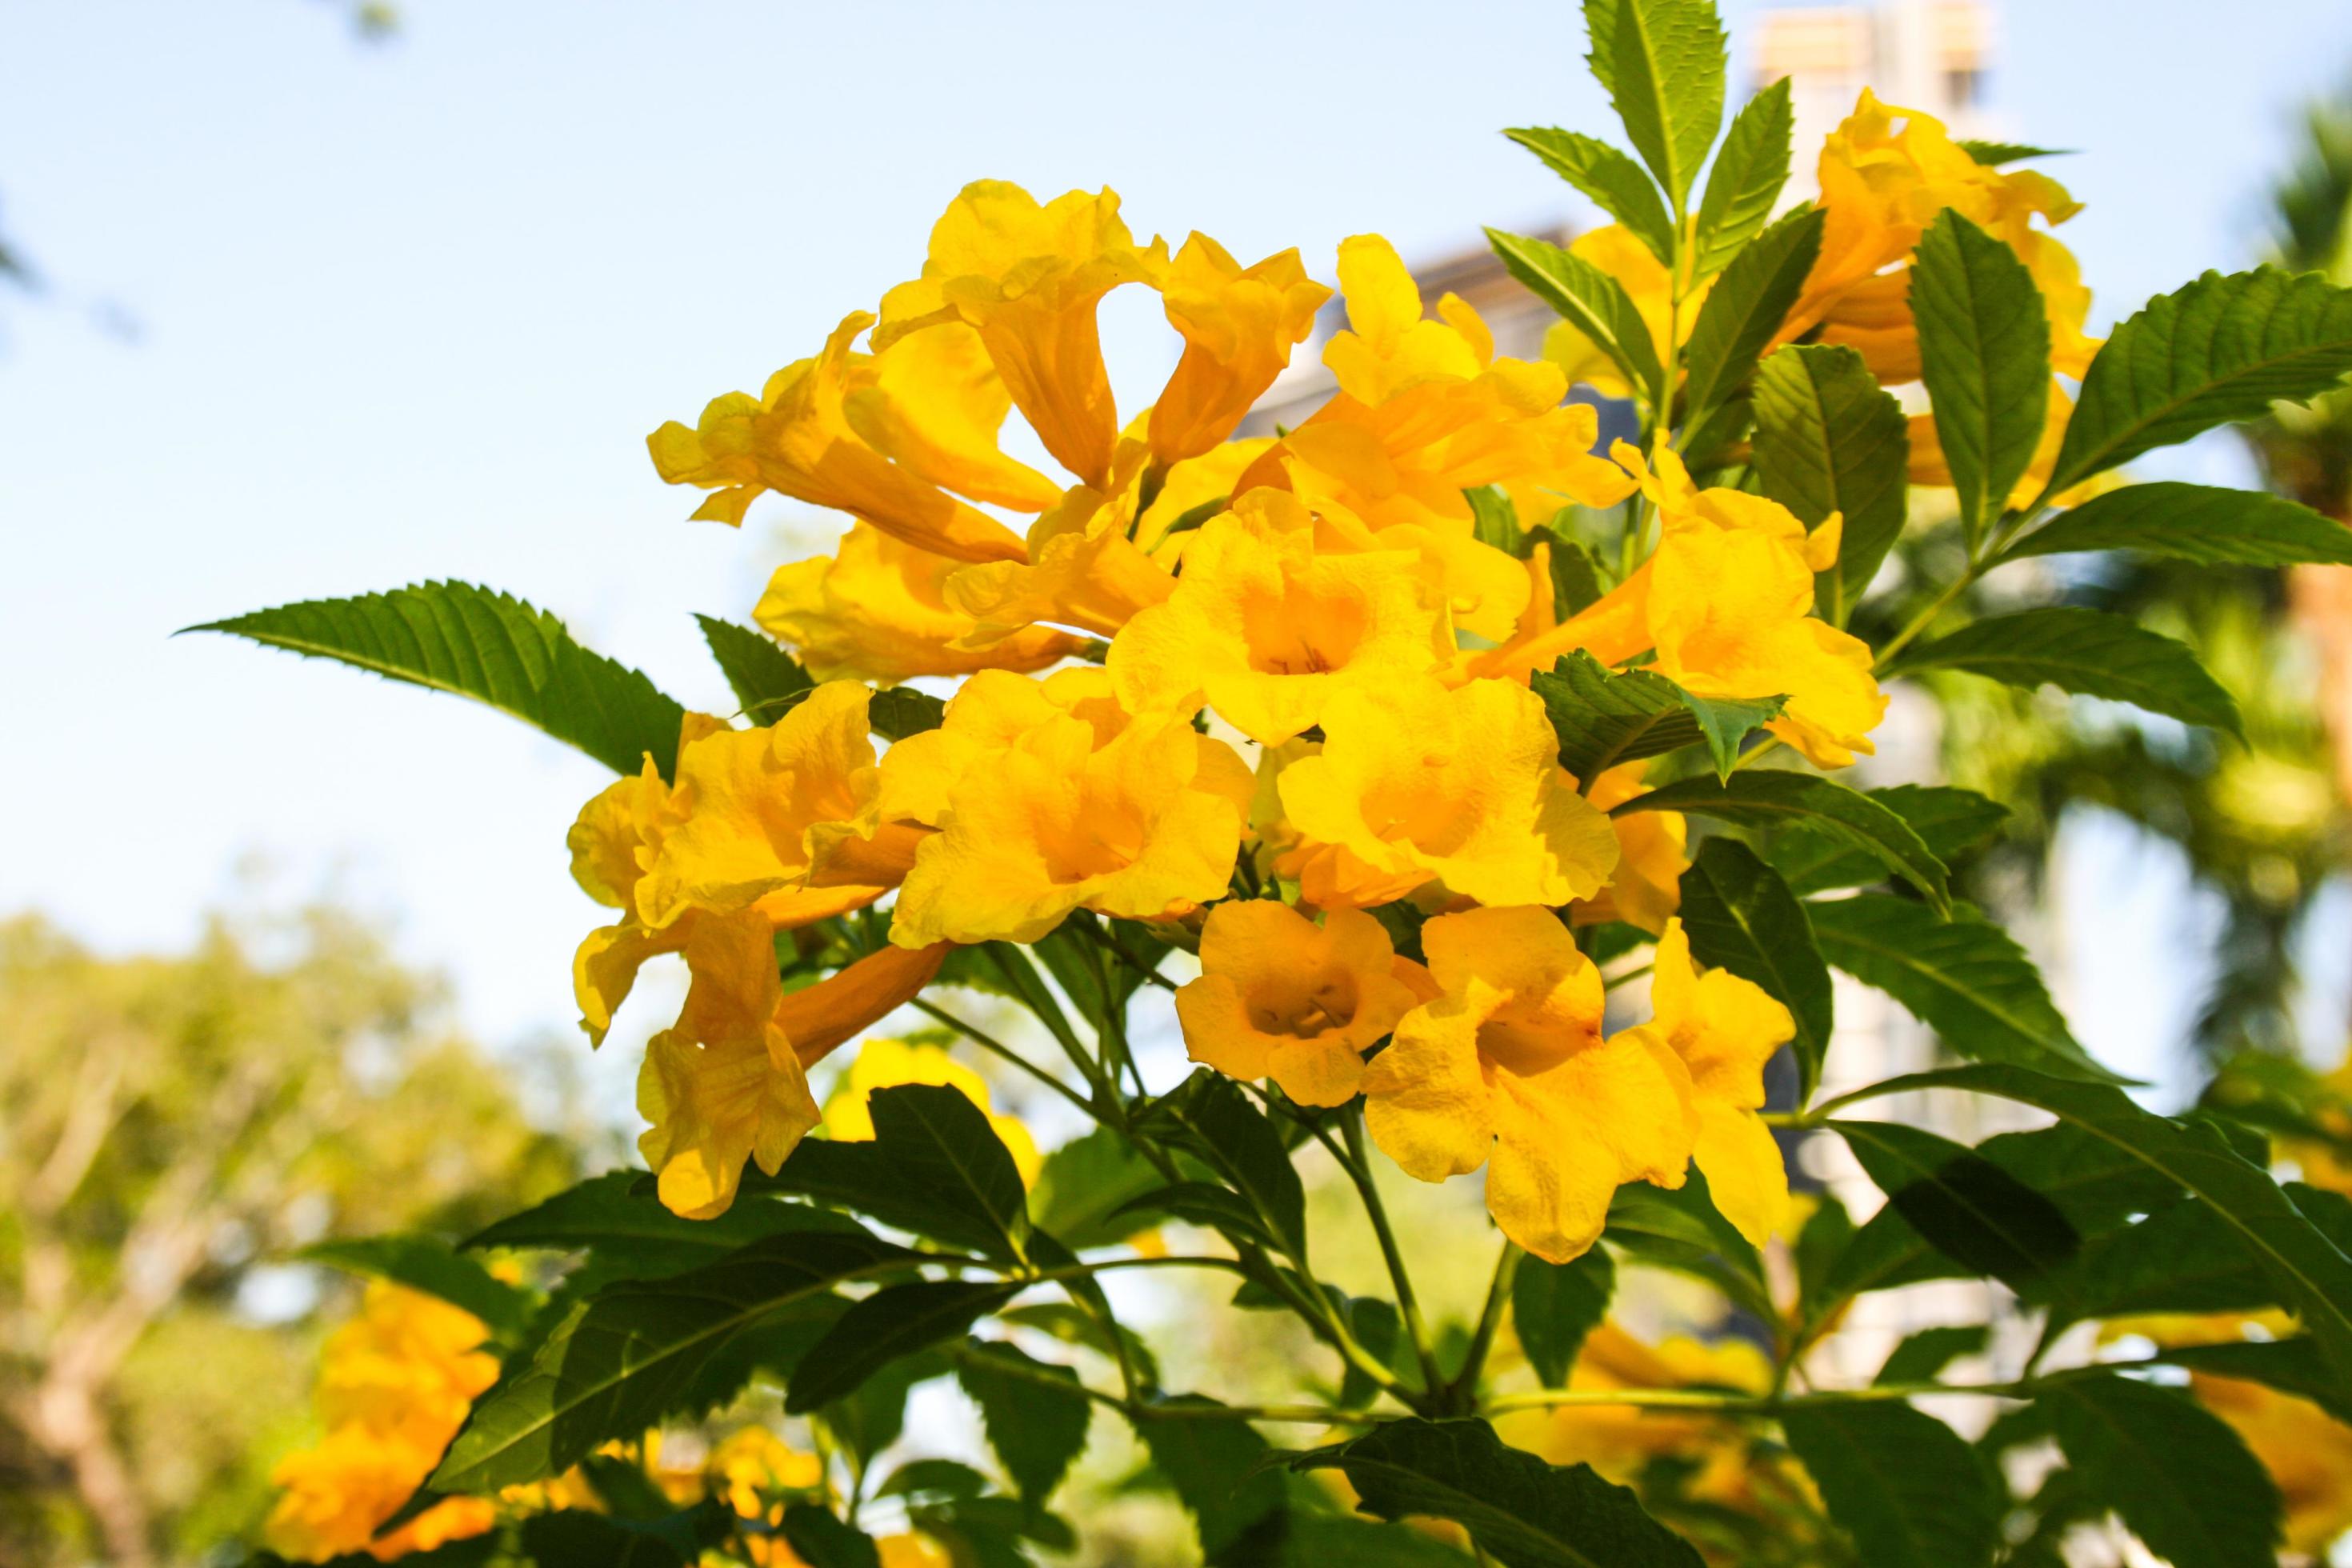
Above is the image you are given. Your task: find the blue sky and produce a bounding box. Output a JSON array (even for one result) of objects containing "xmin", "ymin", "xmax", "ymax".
[{"xmin": 6, "ymin": 0, "xmax": 2350, "ymax": 1098}]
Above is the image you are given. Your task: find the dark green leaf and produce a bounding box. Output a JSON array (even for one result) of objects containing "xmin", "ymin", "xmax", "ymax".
[
  {"xmin": 1514, "ymin": 1248, "xmax": 1616, "ymax": 1386},
  {"xmin": 190, "ymin": 582, "xmax": 687, "ymax": 778},
  {"xmin": 868, "ymin": 686, "xmax": 947, "ymax": 740},
  {"xmin": 1604, "ymin": 1170, "xmax": 1774, "ymax": 1320},
  {"xmin": 1533, "ymin": 652, "xmax": 1783, "ymax": 782},
  {"xmin": 1680, "ymin": 206, "xmax": 1824, "ymax": 426},
  {"xmin": 1830, "ymin": 1121, "xmax": 2081, "ymax": 1288},
  {"xmin": 1289, "ymin": 1415, "xmax": 1704, "ymax": 1566},
  {"xmin": 1253, "ymin": 1517, "xmax": 1486, "ymax": 1566},
  {"xmin": 302, "ymin": 1234, "xmax": 533, "ymax": 1341},
  {"xmin": 1131, "ymin": 1395, "xmax": 1288, "ymax": 1558},
  {"xmin": 1583, "ymin": 0, "xmax": 1726, "ymax": 208},
  {"xmin": 1489, "ymin": 228, "xmax": 1666, "ymax": 407},
  {"xmin": 876, "ymin": 1458, "xmax": 991, "ymax": 1502},
  {"xmin": 1998, "ymin": 480, "xmax": 2352, "ymax": 568},
  {"xmin": 1874, "ymin": 1325, "xmax": 1988, "ymax": 1387},
  {"xmin": 1892, "ymin": 606, "xmax": 2243, "ymax": 737},
  {"xmin": 821, "ymin": 1346, "xmax": 950, "ymax": 1466},
  {"xmin": 1692, "ymin": 78, "xmax": 1794, "ymax": 275},
  {"xmin": 1770, "ymin": 785, "xmax": 2007, "ymax": 896},
  {"xmin": 1506, "ymin": 128, "xmax": 1675, "ymax": 265},
  {"xmin": 1910, "ymin": 210, "xmax": 2050, "ymax": 538},
  {"xmin": 1138, "ymin": 1071, "xmax": 1308, "ymax": 1259},
  {"xmin": 1338, "ymin": 1296, "xmax": 1408, "ymax": 1408},
  {"xmin": 1957, "ymin": 140, "xmax": 2070, "ymax": 166},
  {"xmin": 1467, "ymin": 485, "xmax": 1523, "ymax": 554},
  {"xmin": 1618, "ymin": 770, "xmax": 1949, "ymax": 911},
  {"xmin": 2154, "ymin": 1336, "xmax": 2352, "ymax": 1425},
  {"xmin": 1750, "ymin": 343, "xmax": 1910, "ymax": 619},
  {"xmin": 786, "ymin": 1281, "xmax": 1019, "ymax": 1414},
  {"xmin": 1782, "ymin": 1401, "xmax": 2000, "ymax": 1568},
  {"xmin": 1677, "ymin": 839, "xmax": 1834, "ymax": 1101},
  {"xmin": 1529, "ymin": 525, "xmax": 1609, "ymax": 615},
  {"xmin": 935, "ymin": 943, "xmax": 1086, "ymax": 1060},
  {"xmin": 463, "ymin": 1173, "xmax": 863, "ymax": 1288},
  {"xmin": 956, "ymin": 1341, "xmax": 1092, "ymax": 1503},
  {"xmin": 997, "ymin": 1302, "xmax": 1160, "ymax": 1389},
  {"xmin": 743, "ymin": 1084, "xmax": 1030, "ymax": 1262},
  {"xmin": 518, "ymin": 1502, "xmax": 735, "ymax": 1568},
  {"xmin": 1029, "ymin": 1126, "xmax": 1168, "ymax": 1250},
  {"xmin": 2043, "ymin": 1374, "xmax": 2283, "ymax": 1568},
  {"xmin": 778, "ymin": 1505, "xmax": 885, "ymax": 1568},
  {"xmin": 1792, "ymin": 1190, "xmax": 1856, "ymax": 1321},
  {"xmin": 694, "ymin": 614, "xmax": 813, "ymax": 722}
]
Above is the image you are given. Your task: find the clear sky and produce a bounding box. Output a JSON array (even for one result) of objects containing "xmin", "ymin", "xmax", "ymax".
[{"xmin": 6, "ymin": 0, "xmax": 2351, "ymax": 1098}]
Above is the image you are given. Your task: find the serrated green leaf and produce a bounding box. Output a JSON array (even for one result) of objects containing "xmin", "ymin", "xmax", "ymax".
[
  {"xmin": 956, "ymin": 1341, "xmax": 1092, "ymax": 1503},
  {"xmin": 1911, "ymin": 210, "xmax": 2050, "ymax": 540},
  {"xmin": 694, "ymin": 614, "xmax": 813, "ymax": 722},
  {"xmin": 1532, "ymin": 652, "xmax": 1783, "ymax": 782},
  {"xmin": 2044, "ymin": 266, "xmax": 2352, "ymax": 498},
  {"xmin": 1692, "ymin": 78, "xmax": 1794, "ymax": 275},
  {"xmin": 1489, "ymin": 227, "xmax": 1666, "ymax": 407},
  {"xmin": 190, "ymin": 581, "xmax": 687, "ymax": 778},
  {"xmin": 302, "ymin": 1234, "xmax": 534, "ymax": 1341},
  {"xmin": 1998, "ymin": 480, "xmax": 2352, "ymax": 568},
  {"xmin": 1506, "ymin": 127, "xmax": 1675, "ymax": 265},
  {"xmin": 2043, "ymin": 1374, "xmax": 2283, "ymax": 1568},
  {"xmin": 1677, "ymin": 839, "xmax": 1834, "ymax": 1101},
  {"xmin": 2032, "ymin": 1182, "xmax": 2352, "ymax": 1328},
  {"xmin": 1138, "ymin": 1070, "xmax": 1307, "ymax": 1259},
  {"xmin": 1681, "ymin": 206, "xmax": 1824, "ymax": 426},
  {"xmin": 1130, "ymin": 1395, "xmax": 1288, "ymax": 1558},
  {"xmin": 1514, "ymin": 1248, "xmax": 1616, "ymax": 1386},
  {"xmin": 1769, "ymin": 784, "xmax": 2007, "ymax": 896},
  {"xmin": 997, "ymin": 1302, "xmax": 1160, "ymax": 1390},
  {"xmin": 1806, "ymin": 894, "xmax": 2119, "ymax": 1082},
  {"xmin": 1583, "ymin": 0, "xmax": 1726, "ymax": 210},
  {"xmin": 1527, "ymin": 525, "xmax": 1609, "ymax": 615},
  {"xmin": 1782, "ymin": 1401, "xmax": 2000, "ymax": 1568},
  {"xmin": 1873, "ymin": 1324, "xmax": 1988, "ymax": 1387},
  {"xmin": 1289, "ymin": 1415, "xmax": 1704, "ymax": 1566},
  {"xmin": 1830, "ymin": 1121, "xmax": 2082, "ymax": 1289},
  {"xmin": 1957, "ymin": 139, "xmax": 2070, "ymax": 166},
  {"xmin": 785, "ymin": 1281, "xmax": 1018, "ymax": 1414},
  {"xmin": 1617, "ymin": 770, "xmax": 1949, "ymax": 911},
  {"xmin": 1750, "ymin": 343, "xmax": 1910, "ymax": 620},
  {"xmin": 1892, "ymin": 605, "xmax": 2244, "ymax": 737},
  {"xmin": 1603, "ymin": 1168, "xmax": 1774, "ymax": 1320}
]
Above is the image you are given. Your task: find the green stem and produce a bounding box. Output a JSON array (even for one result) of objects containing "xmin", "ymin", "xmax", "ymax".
[
  {"xmin": 943, "ymin": 1339, "xmax": 1363, "ymax": 1426},
  {"xmin": 1339, "ymin": 1103, "xmax": 1443, "ymax": 1403},
  {"xmin": 909, "ymin": 999, "xmax": 1094, "ymax": 1119},
  {"xmin": 1446, "ymin": 1242, "xmax": 1522, "ymax": 1414},
  {"xmin": 1478, "ymin": 1358, "xmax": 2155, "ymax": 1418}
]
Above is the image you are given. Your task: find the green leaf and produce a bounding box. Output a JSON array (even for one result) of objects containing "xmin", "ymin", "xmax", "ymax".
[
  {"xmin": 1488, "ymin": 228, "xmax": 1666, "ymax": 407},
  {"xmin": 1834, "ymin": 1064, "xmax": 2352, "ymax": 1383},
  {"xmin": 1603, "ymin": 1170, "xmax": 1774, "ymax": 1320},
  {"xmin": 694, "ymin": 614, "xmax": 813, "ymax": 722},
  {"xmin": 1874, "ymin": 1324, "xmax": 1988, "ymax": 1387},
  {"xmin": 2154, "ymin": 1336, "xmax": 2352, "ymax": 1424},
  {"xmin": 1528, "ymin": 525, "xmax": 1608, "ymax": 616},
  {"xmin": 1750, "ymin": 344, "xmax": 1910, "ymax": 618},
  {"xmin": 2045, "ymin": 266, "xmax": 2352, "ymax": 498},
  {"xmin": 1138, "ymin": 1070, "xmax": 1308, "ymax": 1259},
  {"xmin": 936, "ymin": 943, "xmax": 1086, "ymax": 1060},
  {"xmin": 1618, "ymin": 770, "xmax": 1949, "ymax": 911},
  {"xmin": 876, "ymin": 1458, "xmax": 990, "ymax": 1502},
  {"xmin": 1583, "ymin": 0, "xmax": 1726, "ymax": 209},
  {"xmin": 2042, "ymin": 1374, "xmax": 2283, "ymax": 1568},
  {"xmin": 1677, "ymin": 839, "xmax": 1834, "ymax": 1102},
  {"xmin": 1830, "ymin": 1121, "xmax": 2082, "ymax": 1289},
  {"xmin": 1254, "ymin": 1518, "xmax": 1489, "ymax": 1567},
  {"xmin": 1692, "ymin": 77, "xmax": 1794, "ymax": 275},
  {"xmin": 785, "ymin": 1281, "xmax": 1019, "ymax": 1414},
  {"xmin": 1288, "ymin": 1415, "xmax": 1704, "ymax": 1566},
  {"xmin": 778, "ymin": 1505, "xmax": 885, "ymax": 1568},
  {"xmin": 1679, "ymin": 206, "xmax": 1824, "ymax": 426},
  {"xmin": 1782, "ymin": 1402, "xmax": 2001, "ymax": 1568},
  {"xmin": 1998, "ymin": 480, "xmax": 2352, "ymax": 568},
  {"xmin": 302, "ymin": 1234, "xmax": 534, "ymax": 1342},
  {"xmin": 1513, "ymin": 1248, "xmax": 1615, "ymax": 1386},
  {"xmin": 1957, "ymin": 139, "xmax": 2070, "ymax": 166},
  {"xmin": 955, "ymin": 1340, "xmax": 1092, "ymax": 1503},
  {"xmin": 1910, "ymin": 210, "xmax": 2050, "ymax": 539},
  {"xmin": 820, "ymin": 1346, "xmax": 949, "ymax": 1466},
  {"xmin": 868, "ymin": 686, "xmax": 947, "ymax": 740},
  {"xmin": 517, "ymin": 1503, "xmax": 735, "ymax": 1568},
  {"xmin": 1792, "ymin": 1190, "xmax": 1856, "ymax": 1320},
  {"xmin": 190, "ymin": 582, "xmax": 687, "ymax": 779},
  {"xmin": 431, "ymin": 1229, "xmax": 918, "ymax": 1492},
  {"xmin": 1130, "ymin": 1395, "xmax": 1288, "ymax": 1558},
  {"xmin": 1467, "ymin": 485, "xmax": 1522, "ymax": 554},
  {"xmin": 1770, "ymin": 785, "xmax": 2007, "ymax": 897},
  {"xmin": 997, "ymin": 1302, "xmax": 1161, "ymax": 1390},
  {"xmin": 1532, "ymin": 652, "xmax": 1783, "ymax": 782},
  {"xmin": 2033, "ymin": 1181, "xmax": 2352, "ymax": 1327},
  {"xmin": 1029, "ymin": 1126, "xmax": 1169, "ymax": 1250},
  {"xmin": 1892, "ymin": 606, "xmax": 2244, "ymax": 738},
  {"xmin": 1506, "ymin": 128, "xmax": 1676, "ymax": 265},
  {"xmin": 464, "ymin": 1172, "xmax": 862, "ymax": 1287},
  {"xmin": 1806, "ymin": 894, "xmax": 2119, "ymax": 1082}
]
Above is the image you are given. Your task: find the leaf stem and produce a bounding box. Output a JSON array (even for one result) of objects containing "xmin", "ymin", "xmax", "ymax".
[
  {"xmin": 908, "ymin": 999, "xmax": 1094, "ymax": 1119},
  {"xmin": 1446, "ymin": 1242, "xmax": 1523, "ymax": 1413},
  {"xmin": 1340, "ymin": 1102, "xmax": 1445, "ymax": 1403}
]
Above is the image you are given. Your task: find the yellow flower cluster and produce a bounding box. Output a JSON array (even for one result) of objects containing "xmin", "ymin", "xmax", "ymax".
[{"xmin": 592, "ymin": 172, "xmax": 1882, "ymax": 1259}]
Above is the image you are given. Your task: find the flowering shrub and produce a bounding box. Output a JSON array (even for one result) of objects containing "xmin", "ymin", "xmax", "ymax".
[{"xmin": 215, "ymin": 1, "xmax": 2352, "ymax": 1562}]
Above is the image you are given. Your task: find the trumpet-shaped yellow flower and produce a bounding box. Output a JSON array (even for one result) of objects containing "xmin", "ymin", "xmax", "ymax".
[
  {"xmin": 1174, "ymin": 901, "xmax": 1427, "ymax": 1106},
  {"xmin": 942, "ymin": 470, "xmax": 1175, "ymax": 642},
  {"xmin": 647, "ymin": 313, "xmax": 1030, "ymax": 564},
  {"xmin": 824, "ymin": 1037, "xmax": 1042, "ymax": 1183},
  {"xmin": 1149, "ymin": 234, "xmax": 1331, "ymax": 467},
  {"xmin": 1570, "ymin": 763, "xmax": 1689, "ymax": 934},
  {"xmin": 1106, "ymin": 490, "xmax": 1454, "ymax": 743},
  {"xmin": 878, "ymin": 182, "xmax": 1169, "ymax": 490},
  {"xmin": 1542, "ymin": 225, "xmax": 1712, "ymax": 400},
  {"xmin": 843, "ymin": 320, "xmax": 1065, "ymax": 512},
  {"xmin": 1616, "ymin": 918, "xmax": 1792, "ymax": 1246},
  {"xmin": 1274, "ymin": 678, "xmax": 1619, "ymax": 910},
  {"xmin": 1134, "ymin": 436, "xmax": 1278, "ymax": 553},
  {"xmin": 754, "ymin": 523, "xmax": 1087, "ymax": 686},
  {"xmin": 1364, "ymin": 906, "xmax": 1691, "ymax": 1262}
]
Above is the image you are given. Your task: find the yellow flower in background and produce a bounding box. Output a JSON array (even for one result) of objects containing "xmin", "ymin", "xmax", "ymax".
[
  {"xmin": 754, "ymin": 523, "xmax": 1087, "ymax": 686},
  {"xmin": 1618, "ymin": 918, "xmax": 1793, "ymax": 1246},
  {"xmin": 941, "ymin": 468, "xmax": 1175, "ymax": 642},
  {"xmin": 1149, "ymin": 234, "xmax": 1331, "ymax": 467},
  {"xmin": 825, "ymin": 1037, "xmax": 1043, "ymax": 1183},
  {"xmin": 1175, "ymin": 901, "xmax": 1428, "ymax": 1106},
  {"xmin": 1107, "ymin": 490, "xmax": 1454, "ymax": 744},
  {"xmin": 1570, "ymin": 763, "xmax": 1689, "ymax": 935},
  {"xmin": 2196, "ymin": 1371, "xmax": 2352, "ymax": 1554},
  {"xmin": 646, "ymin": 313, "xmax": 1030, "ymax": 564},
  {"xmin": 1498, "ymin": 1323, "xmax": 1773, "ymax": 1501},
  {"xmin": 877, "ymin": 181, "xmax": 1169, "ymax": 489},
  {"xmin": 1274, "ymin": 677, "xmax": 1619, "ymax": 910},
  {"xmin": 1364, "ymin": 906, "xmax": 1690, "ymax": 1262},
  {"xmin": 1542, "ymin": 225, "xmax": 1711, "ymax": 400}
]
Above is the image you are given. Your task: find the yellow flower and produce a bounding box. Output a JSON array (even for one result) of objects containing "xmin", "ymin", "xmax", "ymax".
[
  {"xmin": 754, "ymin": 523, "xmax": 1086, "ymax": 686},
  {"xmin": 941, "ymin": 468, "xmax": 1176, "ymax": 642},
  {"xmin": 1617, "ymin": 918, "xmax": 1792, "ymax": 1246},
  {"xmin": 878, "ymin": 181, "xmax": 1170, "ymax": 490},
  {"xmin": 824, "ymin": 1037, "xmax": 1043, "ymax": 1183},
  {"xmin": 843, "ymin": 320, "xmax": 1064, "ymax": 512},
  {"xmin": 1274, "ymin": 677, "xmax": 1620, "ymax": 910},
  {"xmin": 1134, "ymin": 436, "xmax": 1278, "ymax": 553},
  {"xmin": 1570, "ymin": 763, "xmax": 1689, "ymax": 934},
  {"xmin": 1106, "ymin": 489, "xmax": 1454, "ymax": 744},
  {"xmin": 1542, "ymin": 225, "xmax": 1711, "ymax": 400},
  {"xmin": 706, "ymin": 1426, "xmax": 824, "ymax": 1518},
  {"xmin": 1174, "ymin": 901, "xmax": 1427, "ymax": 1106},
  {"xmin": 1498, "ymin": 1324, "xmax": 1778, "ymax": 1506},
  {"xmin": 646, "ymin": 313, "xmax": 1030, "ymax": 564},
  {"xmin": 2196, "ymin": 1373, "xmax": 2352, "ymax": 1554},
  {"xmin": 878, "ymin": 1535, "xmax": 955, "ymax": 1568},
  {"xmin": 1363, "ymin": 906, "xmax": 1691, "ymax": 1262},
  {"xmin": 1148, "ymin": 234, "xmax": 1331, "ymax": 467}
]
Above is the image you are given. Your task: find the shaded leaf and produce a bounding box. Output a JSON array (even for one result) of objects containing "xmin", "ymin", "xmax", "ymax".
[
  {"xmin": 2043, "ymin": 1374, "xmax": 2282, "ymax": 1568},
  {"xmin": 1770, "ymin": 784, "xmax": 2007, "ymax": 896},
  {"xmin": 463, "ymin": 1172, "xmax": 863, "ymax": 1289},
  {"xmin": 1514, "ymin": 1247, "xmax": 1616, "ymax": 1387},
  {"xmin": 1131, "ymin": 1395, "xmax": 1288, "ymax": 1558},
  {"xmin": 1680, "ymin": 206, "xmax": 1824, "ymax": 426},
  {"xmin": 956, "ymin": 1340, "xmax": 1093, "ymax": 1503},
  {"xmin": 1830, "ymin": 1121, "xmax": 2081, "ymax": 1289},
  {"xmin": 1029, "ymin": 1126, "xmax": 1170, "ymax": 1250},
  {"xmin": 302, "ymin": 1234, "xmax": 533, "ymax": 1342},
  {"xmin": 1619, "ymin": 770, "xmax": 1949, "ymax": 911},
  {"xmin": 1998, "ymin": 480, "xmax": 2352, "ymax": 568},
  {"xmin": 1138, "ymin": 1071, "xmax": 1307, "ymax": 1259},
  {"xmin": 1874, "ymin": 1325, "xmax": 1989, "ymax": 1387},
  {"xmin": 1750, "ymin": 343, "xmax": 1910, "ymax": 619},
  {"xmin": 2155, "ymin": 1336, "xmax": 2352, "ymax": 1425},
  {"xmin": 1893, "ymin": 606, "xmax": 2243, "ymax": 738},
  {"xmin": 785, "ymin": 1281, "xmax": 1019, "ymax": 1414},
  {"xmin": 1677, "ymin": 839, "xmax": 1834, "ymax": 1101},
  {"xmin": 778, "ymin": 1505, "xmax": 884, "ymax": 1568},
  {"xmin": 1782, "ymin": 1402, "xmax": 2000, "ymax": 1568}
]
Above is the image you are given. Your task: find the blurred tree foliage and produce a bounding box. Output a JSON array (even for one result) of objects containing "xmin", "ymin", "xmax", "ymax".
[{"xmin": 0, "ymin": 908, "xmax": 590, "ymax": 1568}]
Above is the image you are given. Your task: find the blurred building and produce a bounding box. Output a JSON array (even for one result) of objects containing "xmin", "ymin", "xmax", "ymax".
[{"xmin": 1758, "ymin": 0, "xmax": 1998, "ymax": 191}]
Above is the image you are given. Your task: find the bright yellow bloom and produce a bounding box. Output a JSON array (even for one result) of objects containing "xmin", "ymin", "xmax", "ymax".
[
  {"xmin": 1148, "ymin": 234, "xmax": 1331, "ymax": 467},
  {"xmin": 1134, "ymin": 436, "xmax": 1278, "ymax": 554},
  {"xmin": 1570, "ymin": 763, "xmax": 1689, "ymax": 934},
  {"xmin": 1174, "ymin": 901, "xmax": 1427, "ymax": 1106},
  {"xmin": 1542, "ymin": 225, "xmax": 1712, "ymax": 400},
  {"xmin": 824, "ymin": 1036, "xmax": 1043, "ymax": 1183},
  {"xmin": 878, "ymin": 181, "xmax": 1169, "ymax": 490},
  {"xmin": 1617, "ymin": 918, "xmax": 1792, "ymax": 1246},
  {"xmin": 1274, "ymin": 677, "xmax": 1619, "ymax": 910},
  {"xmin": 1363, "ymin": 906, "xmax": 1690, "ymax": 1262},
  {"xmin": 647, "ymin": 313, "xmax": 1030, "ymax": 563},
  {"xmin": 844, "ymin": 320, "xmax": 1065, "ymax": 511},
  {"xmin": 754, "ymin": 523, "xmax": 1086, "ymax": 686},
  {"xmin": 872, "ymin": 667, "xmax": 1147, "ymax": 827},
  {"xmin": 942, "ymin": 467, "xmax": 1175, "ymax": 642},
  {"xmin": 1106, "ymin": 489, "xmax": 1454, "ymax": 743}
]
